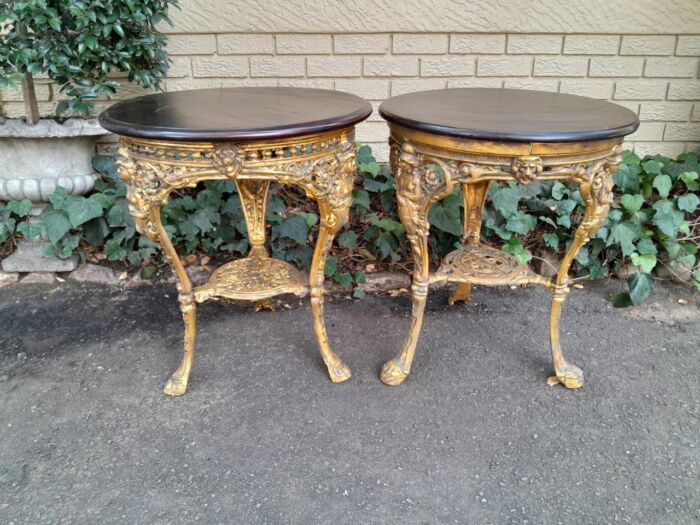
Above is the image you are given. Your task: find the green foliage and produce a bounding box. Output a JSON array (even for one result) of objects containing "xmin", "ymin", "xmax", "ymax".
[
  {"xmin": 4, "ymin": 146, "xmax": 699, "ymax": 306},
  {"xmin": 0, "ymin": 0, "xmax": 178, "ymax": 115}
]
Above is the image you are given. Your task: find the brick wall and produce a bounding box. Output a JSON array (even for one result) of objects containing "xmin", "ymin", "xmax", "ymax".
[{"xmin": 2, "ymin": 32, "xmax": 699, "ymax": 160}]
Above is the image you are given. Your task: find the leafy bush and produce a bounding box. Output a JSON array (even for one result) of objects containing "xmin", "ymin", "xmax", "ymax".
[
  {"xmin": 2, "ymin": 146, "xmax": 698, "ymax": 305},
  {"xmin": 0, "ymin": 0, "xmax": 178, "ymax": 117}
]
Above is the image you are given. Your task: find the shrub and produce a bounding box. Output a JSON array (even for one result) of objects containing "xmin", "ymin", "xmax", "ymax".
[{"xmin": 0, "ymin": 0, "xmax": 178, "ymax": 119}]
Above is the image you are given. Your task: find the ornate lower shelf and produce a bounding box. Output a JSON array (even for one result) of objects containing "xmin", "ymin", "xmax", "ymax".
[
  {"xmin": 194, "ymin": 255, "xmax": 308, "ymax": 303},
  {"xmin": 430, "ymin": 245, "xmax": 553, "ymax": 288}
]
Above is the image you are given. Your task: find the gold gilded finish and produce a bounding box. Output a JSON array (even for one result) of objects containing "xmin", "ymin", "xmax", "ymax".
[
  {"xmin": 382, "ymin": 126, "xmax": 623, "ymax": 389},
  {"xmin": 117, "ymin": 128, "xmax": 357, "ymax": 395}
]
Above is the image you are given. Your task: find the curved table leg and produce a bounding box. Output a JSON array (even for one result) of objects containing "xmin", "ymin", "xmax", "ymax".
[
  {"xmin": 449, "ymin": 180, "xmax": 490, "ymax": 306},
  {"xmin": 380, "ymin": 234, "xmax": 429, "ymax": 386},
  {"xmin": 548, "ymin": 164, "xmax": 613, "ymax": 389},
  {"xmin": 150, "ymin": 210, "xmax": 198, "ymax": 396},
  {"xmin": 310, "ymin": 201, "xmax": 352, "ymax": 382}
]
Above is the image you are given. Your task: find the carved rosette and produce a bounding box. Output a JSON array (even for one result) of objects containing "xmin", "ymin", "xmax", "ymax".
[{"xmin": 212, "ymin": 144, "xmax": 243, "ymax": 178}]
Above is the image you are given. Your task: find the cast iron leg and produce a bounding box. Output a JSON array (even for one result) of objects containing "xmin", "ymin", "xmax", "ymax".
[
  {"xmin": 548, "ymin": 165, "xmax": 613, "ymax": 389},
  {"xmin": 310, "ymin": 201, "xmax": 352, "ymax": 382}
]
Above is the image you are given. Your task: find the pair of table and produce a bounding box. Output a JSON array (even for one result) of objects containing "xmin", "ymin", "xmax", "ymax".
[{"xmin": 99, "ymin": 87, "xmax": 638, "ymax": 395}]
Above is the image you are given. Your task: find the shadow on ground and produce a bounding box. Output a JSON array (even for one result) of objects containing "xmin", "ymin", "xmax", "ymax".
[{"xmin": 0, "ymin": 281, "xmax": 698, "ymax": 524}]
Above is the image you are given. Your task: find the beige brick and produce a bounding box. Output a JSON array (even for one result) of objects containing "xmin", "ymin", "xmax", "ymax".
[
  {"xmin": 167, "ymin": 56, "xmax": 192, "ymax": 78},
  {"xmin": 391, "ymin": 79, "xmax": 446, "ymax": 96},
  {"xmin": 693, "ymin": 104, "xmax": 700, "ymax": 121},
  {"xmin": 167, "ymin": 34, "xmax": 216, "ymax": 55},
  {"xmin": 627, "ymin": 122, "xmax": 665, "ymax": 141},
  {"xmin": 276, "ymin": 34, "xmax": 331, "ymax": 54},
  {"xmin": 589, "ymin": 57, "xmax": 644, "ymax": 77},
  {"xmin": 420, "ymin": 57, "xmax": 475, "ymax": 77},
  {"xmin": 620, "ymin": 35, "xmax": 676, "ymax": 56},
  {"xmin": 633, "ymin": 141, "xmax": 686, "ymax": 157},
  {"xmin": 368, "ymin": 101, "xmax": 383, "ymax": 121},
  {"xmin": 507, "ymin": 35, "xmax": 562, "ymax": 54},
  {"xmin": 220, "ymin": 78, "xmax": 278, "ymax": 88},
  {"xmin": 307, "ymin": 56, "xmax": 361, "ymax": 77},
  {"xmin": 645, "ymin": 58, "xmax": 698, "ymax": 78},
  {"xmin": 563, "ymin": 35, "xmax": 619, "ymax": 55},
  {"xmin": 667, "ymin": 81, "xmax": 700, "ymax": 100},
  {"xmin": 334, "ymin": 34, "xmax": 389, "ymax": 54},
  {"xmin": 676, "ymin": 36, "xmax": 700, "ymax": 56},
  {"xmin": 534, "ymin": 57, "xmax": 588, "ymax": 77},
  {"xmin": 218, "ymin": 34, "xmax": 274, "ymax": 55},
  {"xmin": 447, "ymin": 78, "xmax": 504, "ymax": 88},
  {"xmin": 364, "ymin": 56, "xmax": 419, "ymax": 77},
  {"xmin": 477, "ymin": 56, "xmax": 531, "ymax": 76},
  {"xmin": 685, "ymin": 143, "xmax": 700, "ymax": 153},
  {"xmin": 192, "ymin": 56, "xmax": 247, "ymax": 77},
  {"xmin": 450, "ymin": 34, "xmax": 506, "ymax": 54},
  {"xmin": 614, "ymin": 80, "xmax": 668, "ymax": 100},
  {"xmin": 355, "ymin": 121, "xmax": 389, "ymax": 142},
  {"xmin": 164, "ymin": 78, "xmax": 223, "ymax": 92},
  {"xmin": 277, "ymin": 78, "xmax": 333, "ymax": 89},
  {"xmin": 639, "ymin": 102, "xmax": 692, "ymax": 121},
  {"xmin": 0, "ymin": 84, "xmax": 52, "ymax": 102},
  {"xmin": 277, "ymin": 79, "xmax": 333, "ymax": 89},
  {"xmin": 1, "ymin": 101, "xmax": 56, "ymax": 119},
  {"xmin": 393, "ymin": 34, "xmax": 448, "ymax": 54},
  {"xmin": 334, "ymin": 79, "xmax": 389, "ymax": 100},
  {"xmin": 664, "ymin": 124, "xmax": 700, "ymax": 141},
  {"xmin": 559, "ymin": 79, "xmax": 614, "ymax": 99},
  {"xmin": 369, "ymin": 142, "xmax": 390, "ymax": 162},
  {"xmin": 614, "ymin": 101, "xmax": 640, "ymax": 114},
  {"xmin": 250, "ymin": 56, "xmax": 305, "ymax": 77},
  {"xmin": 504, "ymin": 79, "xmax": 558, "ymax": 92}
]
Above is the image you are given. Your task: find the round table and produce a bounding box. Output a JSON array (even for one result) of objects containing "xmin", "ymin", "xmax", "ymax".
[
  {"xmin": 100, "ymin": 87, "xmax": 372, "ymax": 395},
  {"xmin": 378, "ymin": 88, "xmax": 639, "ymax": 389}
]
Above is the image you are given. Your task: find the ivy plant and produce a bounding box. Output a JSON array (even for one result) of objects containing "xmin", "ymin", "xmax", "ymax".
[
  {"xmin": 3, "ymin": 146, "xmax": 699, "ymax": 306},
  {"xmin": 0, "ymin": 0, "xmax": 178, "ymax": 120}
]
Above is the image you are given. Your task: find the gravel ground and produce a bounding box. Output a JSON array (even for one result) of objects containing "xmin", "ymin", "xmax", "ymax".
[{"xmin": 0, "ymin": 280, "xmax": 698, "ymax": 524}]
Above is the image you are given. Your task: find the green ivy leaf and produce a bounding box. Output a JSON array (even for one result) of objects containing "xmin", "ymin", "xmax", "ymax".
[
  {"xmin": 7, "ymin": 199, "xmax": 32, "ymax": 217},
  {"xmin": 679, "ymin": 171, "xmax": 699, "ymax": 191},
  {"xmin": 608, "ymin": 221, "xmax": 643, "ymax": 256},
  {"xmin": 491, "ymin": 187, "xmax": 520, "ymax": 218},
  {"xmin": 335, "ymin": 272, "xmax": 352, "ymax": 289},
  {"xmin": 642, "ymin": 159, "xmax": 664, "ymax": 175},
  {"xmin": 40, "ymin": 209, "xmax": 72, "ymax": 243},
  {"xmin": 428, "ymin": 194, "xmax": 463, "ymax": 236},
  {"xmin": 653, "ymin": 200, "xmax": 685, "ymax": 238},
  {"xmin": 338, "ymin": 230, "xmax": 358, "ymax": 250},
  {"xmin": 631, "ymin": 253, "xmax": 657, "ymax": 273},
  {"xmin": 352, "ymin": 288, "xmax": 366, "ymax": 299},
  {"xmin": 324, "ymin": 255, "xmax": 338, "ymax": 277},
  {"xmin": 105, "ymin": 239, "xmax": 127, "ymax": 260},
  {"xmin": 64, "ymin": 195, "xmax": 104, "ymax": 227},
  {"xmin": 278, "ymin": 214, "xmax": 309, "ymax": 244},
  {"xmin": 502, "ymin": 238, "xmax": 532, "ymax": 265},
  {"xmin": 17, "ymin": 221, "xmax": 43, "ymax": 240},
  {"xmin": 677, "ymin": 193, "xmax": 699, "ymax": 213},
  {"xmin": 652, "ymin": 174, "xmax": 672, "ymax": 198},
  {"xmin": 543, "ymin": 233, "xmax": 559, "ymax": 250},
  {"xmin": 636, "ymin": 237, "xmax": 658, "ymax": 255},
  {"xmin": 628, "ymin": 272, "xmax": 655, "ymax": 305},
  {"xmin": 620, "ymin": 194, "xmax": 644, "ymax": 213}
]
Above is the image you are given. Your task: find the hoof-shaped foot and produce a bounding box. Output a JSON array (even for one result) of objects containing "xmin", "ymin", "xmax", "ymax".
[
  {"xmin": 380, "ymin": 359, "xmax": 409, "ymax": 386},
  {"xmin": 547, "ymin": 364, "xmax": 584, "ymax": 389},
  {"xmin": 448, "ymin": 284, "xmax": 471, "ymax": 306},
  {"xmin": 327, "ymin": 361, "xmax": 352, "ymax": 383},
  {"xmin": 254, "ymin": 298, "xmax": 275, "ymax": 312},
  {"xmin": 163, "ymin": 373, "xmax": 189, "ymax": 396}
]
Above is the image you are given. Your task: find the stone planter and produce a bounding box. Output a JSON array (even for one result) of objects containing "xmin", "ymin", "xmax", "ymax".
[{"xmin": 0, "ymin": 118, "xmax": 108, "ymax": 272}]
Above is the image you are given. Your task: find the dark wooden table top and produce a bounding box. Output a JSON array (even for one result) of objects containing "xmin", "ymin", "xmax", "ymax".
[
  {"xmin": 99, "ymin": 87, "xmax": 372, "ymax": 141},
  {"xmin": 379, "ymin": 88, "xmax": 639, "ymax": 142}
]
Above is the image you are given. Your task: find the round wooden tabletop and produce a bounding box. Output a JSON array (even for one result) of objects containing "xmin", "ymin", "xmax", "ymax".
[
  {"xmin": 99, "ymin": 87, "xmax": 373, "ymax": 141},
  {"xmin": 379, "ymin": 88, "xmax": 639, "ymax": 142}
]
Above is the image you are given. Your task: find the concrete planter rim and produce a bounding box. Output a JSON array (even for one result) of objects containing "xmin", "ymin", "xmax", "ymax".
[{"xmin": 0, "ymin": 117, "xmax": 107, "ymax": 138}]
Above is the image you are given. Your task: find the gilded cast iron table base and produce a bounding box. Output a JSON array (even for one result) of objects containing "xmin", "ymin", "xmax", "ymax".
[
  {"xmin": 117, "ymin": 129, "xmax": 357, "ymax": 395},
  {"xmin": 381, "ymin": 125, "xmax": 623, "ymax": 389}
]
